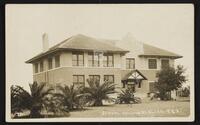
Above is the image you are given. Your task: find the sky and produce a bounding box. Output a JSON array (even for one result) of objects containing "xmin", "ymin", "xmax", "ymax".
[{"xmin": 6, "ymin": 4, "xmax": 194, "ymax": 91}]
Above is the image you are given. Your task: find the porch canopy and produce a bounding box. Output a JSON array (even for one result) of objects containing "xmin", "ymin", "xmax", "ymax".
[{"xmin": 121, "ymin": 70, "xmax": 147, "ymax": 84}]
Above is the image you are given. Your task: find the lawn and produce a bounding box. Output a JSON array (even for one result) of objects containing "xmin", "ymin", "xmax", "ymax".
[
  {"xmin": 69, "ymin": 100, "xmax": 190, "ymax": 117},
  {"xmin": 13, "ymin": 100, "xmax": 190, "ymax": 118}
]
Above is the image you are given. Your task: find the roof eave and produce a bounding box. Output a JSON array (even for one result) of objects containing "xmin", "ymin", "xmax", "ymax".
[
  {"xmin": 26, "ymin": 48, "xmax": 129, "ymax": 63},
  {"xmin": 138, "ymin": 55, "xmax": 183, "ymax": 59},
  {"xmin": 25, "ymin": 48, "xmax": 61, "ymax": 63}
]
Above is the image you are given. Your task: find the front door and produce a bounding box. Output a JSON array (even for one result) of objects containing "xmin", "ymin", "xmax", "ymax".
[{"xmin": 127, "ymin": 83, "xmax": 135, "ymax": 92}]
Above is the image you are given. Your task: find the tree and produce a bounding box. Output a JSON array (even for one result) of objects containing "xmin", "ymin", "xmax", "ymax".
[
  {"xmin": 10, "ymin": 82, "xmax": 53, "ymax": 118},
  {"xmin": 54, "ymin": 85, "xmax": 86, "ymax": 111},
  {"xmin": 155, "ymin": 65, "xmax": 187, "ymax": 100},
  {"xmin": 83, "ymin": 79, "xmax": 116, "ymax": 106},
  {"xmin": 11, "ymin": 85, "xmax": 28, "ymax": 114}
]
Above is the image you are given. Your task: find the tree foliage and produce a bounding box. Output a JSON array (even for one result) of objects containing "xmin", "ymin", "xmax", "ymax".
[
  {"xmin": 54, "ymin": 85, "xmax": 86, "ymax": 111},
  {"xmin": 116, "ymin": 89, "xmax": 141, "ymax": 104},
  {"xmin": 11, "ymin": 82, "xmax": 53, "ymax": 118},
  {"xmin": 83, "ymin": 79, "xmax": 116, "ymax": 106},
  {"xmin": 155, "ymin": 65, "xmax": 187, "ymax": 100}
]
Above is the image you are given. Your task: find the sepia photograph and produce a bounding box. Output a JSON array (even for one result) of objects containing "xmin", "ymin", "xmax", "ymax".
[{"xmin": 5, "ymin": 4, "xmax": 194, "ymax": 122}]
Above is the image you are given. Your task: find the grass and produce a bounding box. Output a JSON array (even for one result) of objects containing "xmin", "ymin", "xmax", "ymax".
[
  {"xmin": 69, "ymin": 100, "xmax": 190, "ymax": 117},
  {"xmin": 12, "ymin": 100, "xmax": 190, "ymax": 118}
]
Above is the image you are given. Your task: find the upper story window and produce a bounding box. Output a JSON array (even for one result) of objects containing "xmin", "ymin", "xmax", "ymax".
[
  {"xmin": 72, "ymin": 52, "xmax": 84, "ymax": 66},
  {"xmin": 161, "ymin": 59, "xmax": 169, "ymax": 69},
  {"xmin": 48, "ymin": 57, "xmax": 53, "ymax": 70},
  {"xmin": 40, "ymin": 61, "xmax": 43, "ymax": 72},
  {"xmin": 126, "ymin": 58, "xmax": 135, "ymax": 69},
  {"xmin": 35, "ymin": 63, "xmax": 38, "ymax": 73},
  {"xmin": 55, "ymin": 55, "xmax": 60, "ymax": 68},
  {"xmin": 88, "ymin": 52, "xmax": 100, "ymax": 67},
  {"xmin": 103, "ymin": 53, "xmax": 114, "ymax": 67},
  {"xmin": 89, "ymin": 75, "xmax": 100, "ymax": 83},
  {"xmin": 73, "ymin": 75, "xmax": 85, "ymax": 87},
  {"xmin": 104, "ymin": 75, "xmax": 114, "ymax": 83},
  {"xmin": 148, "ymin": 59, "xmax": 157, "ymax": 69}
]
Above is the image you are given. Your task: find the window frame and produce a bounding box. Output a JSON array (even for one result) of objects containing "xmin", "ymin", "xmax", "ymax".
[
  {"xmin": 88, "ymin": 52, "xmax": 100, "ymax": 67},
  {"xmin": 126, "ymin": 58, "xmax": 135, "ymax": 69},
  {"xmin": 48, "ymin": 57, "xmax": 53, "ymax": 70},
  {"xmin": 89, "ymin": 75, "xmax": 100, "ymax": 83},
  {"xmin": 161, "ymin": 59, "xmax": 170, "ymax": 69},
  {"xmin": 103, "ymin": 53, "xmax": 114, "ymax": 67},
  {"xmin": 104, "ymin": 75, "xmax": 114, "ymax": 83},
  {"xmin": 149, "ymin": 82, "xmax": 157, "ymax": 92},
  {"xmin": 39, "ymin": 61, "xmax": 44, "ymax": 72},
  {"xmin": 55, "ymin": 55, "xmax": 60, "ymax": 68},
  {"xmin": 73, "ymin": 75, "xmax": 85, "ymax": 87},
  {"xmin": 148, "ymin": 58, "xmax": 157, "ymax": 69},
  {"xmin": 35, "ymin": 63, "xmax": 38, "ymax": 73},
  {"xmin": 72, "ymin": 52, "xmax": 84, "ymax": 66}
]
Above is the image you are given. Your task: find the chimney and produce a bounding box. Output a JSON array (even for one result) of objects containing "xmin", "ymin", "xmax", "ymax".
[{"xmin": 42, "ymin": 33, "xmax": 49, "ymax": 52}]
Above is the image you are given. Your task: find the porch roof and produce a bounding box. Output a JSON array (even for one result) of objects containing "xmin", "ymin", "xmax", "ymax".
[
  {"xmin": 121, "ymin": 70, "xmax": 147, "ymax": 81},
  {"xmin": 121, "ymin": 69, "xmax": 158, "ymax": 81}
]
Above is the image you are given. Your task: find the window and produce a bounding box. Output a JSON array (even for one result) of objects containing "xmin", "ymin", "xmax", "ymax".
[
  {"xmin": 148, "ymin": 59, "xmax": 157, "ymax": 69},
  {"xmin": 149, "ymin": 82, "xmax": 157, "ymax": 92},
  {"xmin": 73, "ymin": 75, "xmax": 85, "ymax": 87},
  {"xmin": 103, "ymin": 53, "xmax": 114, "ymax": 67},
  {"xmin": 40, "ymin": 61, "xmax": 43, "ymax": 72},
  {"xmin": 126, "ymin": 58, "xmax": 135, "ymax": 69},
  {"xmin": 88, "ymin": 53, "xmax": 100, "ymax": 67},
  {"xmin": 104, "ymin": 75, "xmax": 114, "ymax": 83},
  {"xmin": 48, "ymin": 58, "xmax": 53, "ymax": 70},
  {"xmin": 89, "ymin": 75, "xmax": 100, "ymax": 83},
  {"xmin": 35, "ymin": 63, "xmax": 38, "ymax": 73},
  {"xmin": 55, "ymin": 55, "xmax": 60, "ymax": 68},
  {"xmin": 161, "ymin": 59, "xmax": 169, "ymax": 69},
  {"xmin": 72, "ymin": 52, "xmax": 84, "ymax": 66}
]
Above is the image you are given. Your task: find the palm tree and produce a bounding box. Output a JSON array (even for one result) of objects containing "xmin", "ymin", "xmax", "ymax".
[
  {"xmin": 83, "ymin": 79, "xmax": 116, "ymax": 106},
  {"xmin": 11, "ymin": 85, "xmax": 28, "ymax": 114},
  {"xmin": 116, "ymin": 89, "xmax": 141, "ymax": 104},
  {"xmin": 10, "ymin": 82, "xmax": 53, "ymax": 118},
  {"xmin": 54, "ymin": 85, "xmax": 86, "ymax": 111}
]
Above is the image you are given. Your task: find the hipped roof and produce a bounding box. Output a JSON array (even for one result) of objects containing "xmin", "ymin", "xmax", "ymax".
[
  {"xmin": 139, "ymin": 43, "xmax": 182, "ymax": 59},
  {"xmin": 26, "ymin": 34, "xmax": 129, "ymax": 63}
]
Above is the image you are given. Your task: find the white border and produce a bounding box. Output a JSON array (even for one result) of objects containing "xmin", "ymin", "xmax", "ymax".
[{"xmin": 5, "ymin": 3, "xmax": 194, "ymax": 122}]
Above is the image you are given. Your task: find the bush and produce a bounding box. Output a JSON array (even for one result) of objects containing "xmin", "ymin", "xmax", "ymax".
[
  {"xmin": 179, "ymin": 86, "xmax": 190, "ymax": 97},
  {"xmin": 116, "ymin": 89, "xmax": 141, "ymax": 104}
]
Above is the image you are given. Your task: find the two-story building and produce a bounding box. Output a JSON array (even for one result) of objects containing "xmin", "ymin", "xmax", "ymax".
[{"xmin": 26, "ymin": 33, "xmax": 182, "ymax": 98}]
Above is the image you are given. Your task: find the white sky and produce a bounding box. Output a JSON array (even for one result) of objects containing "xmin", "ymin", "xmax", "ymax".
[{"xmin": 6, "ymin": 4, "xmax": 194, "ymax": 90}]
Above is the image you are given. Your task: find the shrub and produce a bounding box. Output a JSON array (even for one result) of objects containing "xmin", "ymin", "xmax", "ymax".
[
  {"xmin": 179, "ymin": 86, "xmax": 190, "ymax": 97},
  {"xmin": 116, "ymin": 89, "xmax": 141, "ymax": 104}
]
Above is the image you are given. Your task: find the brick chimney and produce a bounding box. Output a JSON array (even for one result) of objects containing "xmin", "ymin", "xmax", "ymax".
[{"xmin": 42, "ymin": 33, "xmax": 49, "ymax": 52}]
